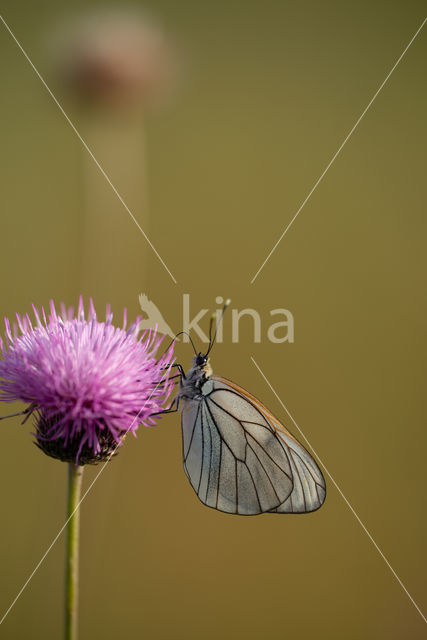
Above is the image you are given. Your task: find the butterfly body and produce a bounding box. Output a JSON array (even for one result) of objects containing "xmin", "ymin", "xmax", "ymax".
[
  {"xmin": 178, "ymin": 354, "xmax": 212, "ymax": 399},
  {"xmin": 177, "ymin": 354, "xmax": 326, "ymax": 516}
]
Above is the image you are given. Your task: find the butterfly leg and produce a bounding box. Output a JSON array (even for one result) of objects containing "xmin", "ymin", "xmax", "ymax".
[
  {"xmin": 150, "ymin": 395, "xmax": 181, "ymax": 416},
  {"xmin": 0, "ymin": 408, "xmax": 30, "ymax": 421},
  {"xmin": 145, "ymin": 370, "xmax": 183, "ymax": 388},
  {"xmin": 0, "ymin": 403, "xmax": 36, "ymax": 424},
  {"xmin": 159, "ymin": 363, "xmax": 186, "ymax": 379},
  {"xmin": 146, "ymin": 362, "xmax": 185, "ymax": 388}
]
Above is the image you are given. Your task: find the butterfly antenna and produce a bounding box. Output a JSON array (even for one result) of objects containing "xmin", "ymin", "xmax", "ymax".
[
  {"xmin": 206, "ymin": 298, "xmax": 231, "ymax": 356},
  {"xmin": 164, "ymin": 331, "xmax": 198, "ymax": 355},
  {"xmin": 208, "ymin": 313, "xmax": 215, "ymax": 346}
]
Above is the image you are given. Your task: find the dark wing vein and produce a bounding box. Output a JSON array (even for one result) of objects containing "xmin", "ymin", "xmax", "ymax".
[
  {"xmin": 196, "ymin": 406, "xmax": 205, "ymax": 493},
  {"xmin": 245, "ymin": 439, "xmax": 281, "ymax": 502},
  {"xmin": 183, "ymin": 403, "xmax": 200, "ymax": 463}
]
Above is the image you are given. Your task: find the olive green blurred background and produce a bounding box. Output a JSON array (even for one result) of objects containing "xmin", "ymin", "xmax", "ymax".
[{"xmin": 0, "ymin": 1, "xmax": 426, "ymax": 638}]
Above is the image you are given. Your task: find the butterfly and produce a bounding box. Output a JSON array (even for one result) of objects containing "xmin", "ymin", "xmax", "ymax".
[{"xmin": 161, "ymin": 301, "xmax": 326, "ymax": 516}]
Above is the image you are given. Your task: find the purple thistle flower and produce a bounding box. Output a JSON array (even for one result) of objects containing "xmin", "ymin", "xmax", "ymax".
[{"xmin": 0, "ymin": 298, "xmax": 175, "ymax": 464}]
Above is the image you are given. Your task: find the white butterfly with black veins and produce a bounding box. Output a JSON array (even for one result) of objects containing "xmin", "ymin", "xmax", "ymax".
[{"xmin": 166, "ymin": 301, "xmax": 326, "ymax": 516}]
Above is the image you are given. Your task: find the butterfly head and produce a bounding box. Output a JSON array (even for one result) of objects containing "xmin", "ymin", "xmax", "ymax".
[
  {"xmin": 177, "ymin": 300, "xmax": 230, "ymax": 397},
  {"xmin": 193, "ymin": 353, "xmax": 212, "ymax": 378}
]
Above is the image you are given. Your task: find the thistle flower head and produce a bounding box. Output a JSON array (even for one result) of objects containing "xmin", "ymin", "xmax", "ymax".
[{"xmin": 0, "ymin": 298, "xmax": 175, "ymax": 464}]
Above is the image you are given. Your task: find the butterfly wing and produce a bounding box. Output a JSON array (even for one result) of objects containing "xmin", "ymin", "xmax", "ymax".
[
  {"xmin": 212, "ymin": 376, "xmax": 326, "ymax": 513},
  {"xmin": 181, "ymin": 380, "xmax": 294, "ymax": 515},
  {"xmin": 180, "ymin": 376, "xmax": 325, "ymax": 514}
]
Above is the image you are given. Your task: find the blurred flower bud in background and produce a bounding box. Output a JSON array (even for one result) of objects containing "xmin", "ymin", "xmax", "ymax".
[{"xmin": 51, "ymin": 8, "xmax": 179, "ymax": 112}]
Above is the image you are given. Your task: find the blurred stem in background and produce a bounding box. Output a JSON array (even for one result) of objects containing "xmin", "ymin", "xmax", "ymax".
[
  {"xmin": 65, "ymin": 464, "xmax": 83, "ymax": 640},
  {"xmin": 80, "ymin": 115, "xmax": 149, "ymax": 305},
  {"xmin": 50, "ymin": 7, "xmax": 178, "ymax": 308}
]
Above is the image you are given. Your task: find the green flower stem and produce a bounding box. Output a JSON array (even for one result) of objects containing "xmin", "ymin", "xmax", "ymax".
[{"xmin": 65, "ymin": 463, "xmax": 84, "ymax": 640}]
